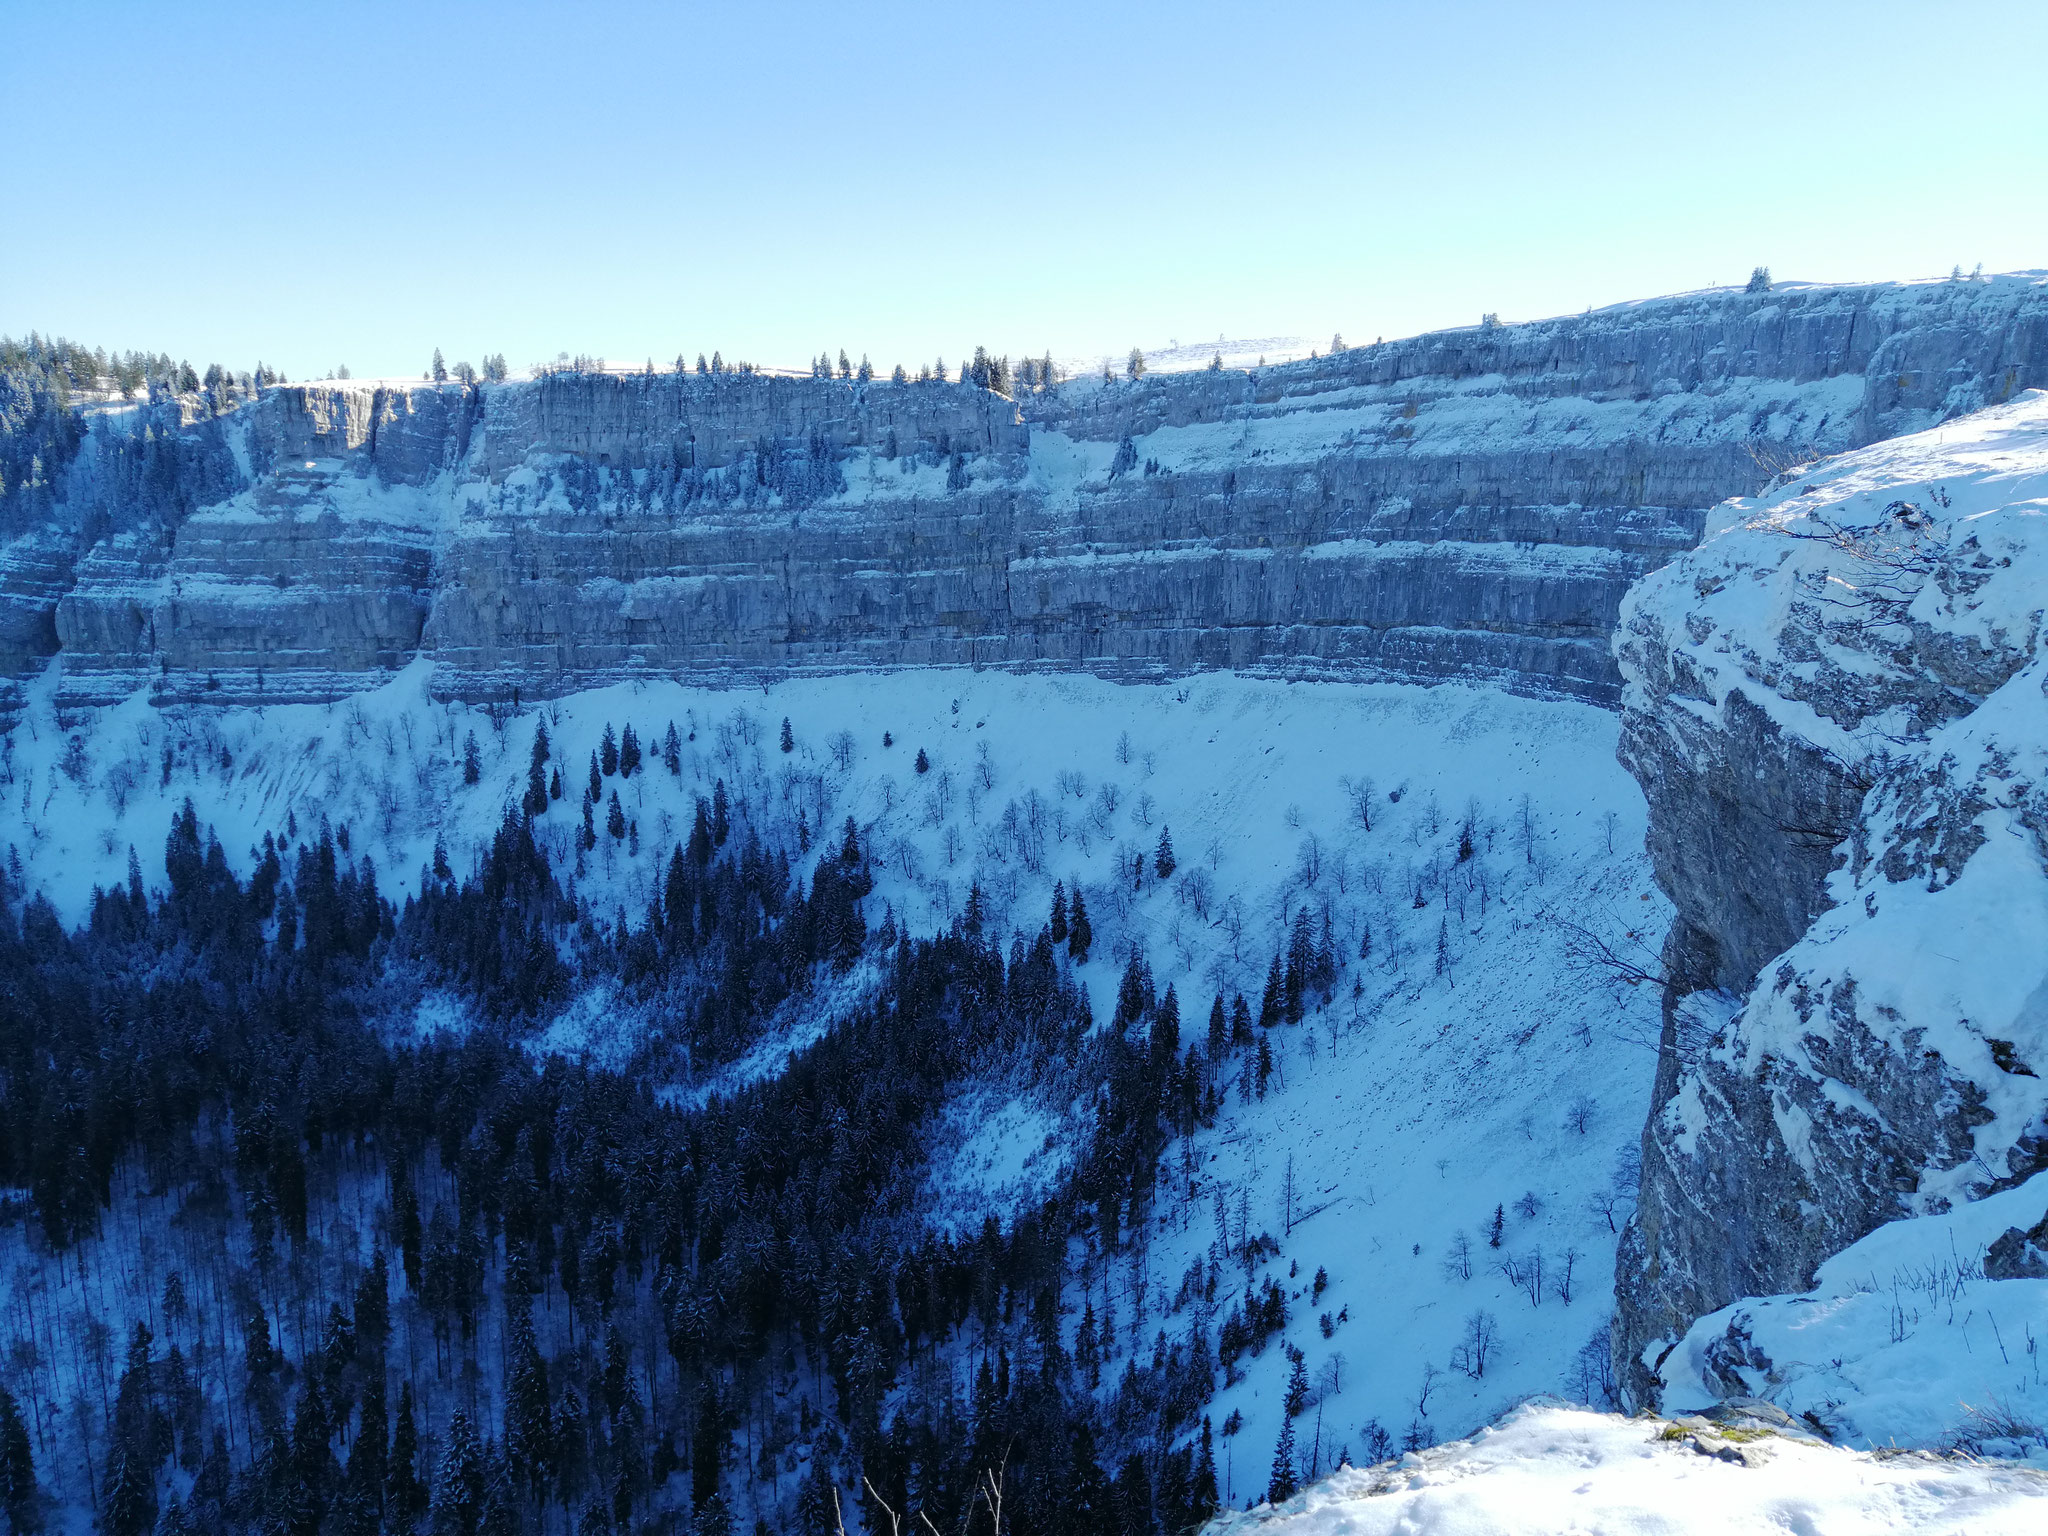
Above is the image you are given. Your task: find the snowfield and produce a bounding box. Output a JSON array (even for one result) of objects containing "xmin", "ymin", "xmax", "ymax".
[{"xmin": 1224, "ymin": 1403, "xmax": 2048, "ymax": 1536}]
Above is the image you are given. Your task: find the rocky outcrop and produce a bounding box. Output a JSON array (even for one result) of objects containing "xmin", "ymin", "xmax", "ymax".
[
  {"xmin": 1611, "ymin": 389, "xmax": 2048, "ymax": 1408},
  {"xmin": 14, "ymin": 273, "xmax": 2048, "ymax": 716}
]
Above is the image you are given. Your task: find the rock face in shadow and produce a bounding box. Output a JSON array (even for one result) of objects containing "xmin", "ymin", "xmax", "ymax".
[
  {"xmin": 12, "ymin": 274, "xmax": 2048, "ymax": 716},
  {"xmin": 1609, "ymin": 389, "xmax": 2048, "ymax": 1410}
]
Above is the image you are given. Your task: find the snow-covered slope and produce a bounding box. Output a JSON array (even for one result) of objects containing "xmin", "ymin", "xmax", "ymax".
[{"xmin": 4, "ymin": 659, "xmax": 1665, "ymax": 1472}]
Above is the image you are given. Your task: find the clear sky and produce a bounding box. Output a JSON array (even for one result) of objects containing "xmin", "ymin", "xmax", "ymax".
[{"xmin": 4, "ymin": 0, "xmax": 2044, "ymax": 380}]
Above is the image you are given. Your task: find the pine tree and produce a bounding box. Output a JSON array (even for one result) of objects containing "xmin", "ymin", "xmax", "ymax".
[
  {"xmin": 796, "ymin": 1458, "xmax": 837, "ymax": 1536},
  {"xmin": 1259, "ymin": 953, "xmax": 1284, "ymax": 1028},
  {"xmin": 1746, "ymin": 265, "xmax": 1772, "ymax": 293},
  {"xmin": 432, "ymin": 348, "xmax": 448, "ymax": 383},
  {"xmin": 1068, "ymin": 887, "xmax": 1092, "ymax": 962},
  {"xmin": 388, "ymin": 1385, "xmax": 427, "ymax": 1533},
  {"xmin": 1192, "ymin": 1418, "xmax": 1220, "ymax": 1518},
  {"xmin": 1127, "ymin": 347, "xmax": 1146, "ymax": 380},
  {"xmin": 505, "ymin": 1303, "xmax": 553, "ymax": 1495},
  {"xmin": 462, "ymin": 730, "xmax": 481, "ymax": 786},
  {"xmin": 1266, "ymin": 1415, "xmax": 1298, "ymax": 1504},
  {"xmin": 779, "ymin": 717, "xmax": 794, "ymax": 753},
  {"xmin": 914, "ymin": 748, "xmax": 930, "ymax": 774},
  {"xmin": 1154, "ymin": 825, "xmax": 1177, "ymax": 879},
  {"xmin": 432, "ymin": 1411, "xmax": 486, "ymax": 1536},
  {"xmin": 1207, "ymin": 993, "xmax": 1227, "ymax": 1056},
  {"xmin": 354, "ymin": 1249, "xmax": 390, "ymax": 1349},
  {"xmin": 607, "ymin": 791, "xmax": 626, "ymax": 841},
  {"xmin": 524, "ymin": 722, "xmax": 551, "ymax": 816},
  {"xmin": 601, "ymin": 724, "xmax": 619, "ymax": 776},
  {"xmin": 588, "ymin": 752, "xmax": 603, "ymax": 804},
  {"xmin": 0, "ymin": 1382, "xmax": 37, "ymax": 1535},
  {"xmin": 663, "ymin": 722, "xmax": 682, "ymax": 774},
  {"xmin": 1049, "ymin": 881, "xmax": 1068, "ymax": 943},
  {"xmin": 1284, "ymin": 1350, "xmax": 1310, "ymax": 1416},
  {"xmin": 694, "ymin": 1492, "xmax": 732, "ymax": 1536},
  {"xmin": 711, "ymin": 778, "xmax": 730, "ymax": 845},
  {"xmin": 619, "ymin": 723, "xmax": 641, "ymax": 777}
]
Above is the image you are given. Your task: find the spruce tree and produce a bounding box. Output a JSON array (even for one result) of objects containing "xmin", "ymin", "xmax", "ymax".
[
  {"xmin": 432, "ymin": 1411, "xmax": 486, "ymax": 1536},
  {"xmin": 1154, "ymin": 825, "xmax": 1177, "ymax": 879},
  {"xmin": 619, "ymin": 722, "xmax": 641, "ymax": 777},
  {"xmin": 601, "ymin": 724, "xmax": 619, "ymax": 776},
  {"xmin": 0, "ymin": 1383, "xmax": 37, "ymax": 1536},
  {"xmin": 1068, "ymin": 887, "xmax": 1092, "ymax": 962},
  {"xmin": 1192, "ymin": 1418, "xmax": 1220, "ymax": 1518},
  {"xmin": 462, "ymin": 730, "xmax": 481, "ymax": 786},
  {"xmin": 1284, "ymin": 1351, "xmax": 1310, "ymax": 1416},
  {"xmin": 1266, "ymin": 1415, "xmax": 1298, "ymax": 1504},
  {"xmin": 779, "ymin": 717, "xmax": 794, "ymax": 753},
  {"xmin": 525, "ymin": 722, "xmax": 551, "ymax": 816}
]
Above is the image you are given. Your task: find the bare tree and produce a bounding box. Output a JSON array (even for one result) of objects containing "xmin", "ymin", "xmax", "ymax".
[
  {"xmin": 1565, "ymin": 1094, "xmax": 1596, "ymax": 1135},
  {"xmin": 1450, "ymin": 1309, "xmax": 1498, "ymax": 1379},
  {"xmin": 1440, "ymin": 1229, "xmax": 1473, "ymax": 1283}
]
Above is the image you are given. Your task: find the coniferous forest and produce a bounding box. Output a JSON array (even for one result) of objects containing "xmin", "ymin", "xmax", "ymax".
[{"xmin": 0, "ymin": 780, "xmax": 1264, "ymax": 1536}]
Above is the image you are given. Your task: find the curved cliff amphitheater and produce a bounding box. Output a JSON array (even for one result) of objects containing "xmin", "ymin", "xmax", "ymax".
[{"xmin": 7, "ymin": 275, "xmax": 2045, "ymax": 726}]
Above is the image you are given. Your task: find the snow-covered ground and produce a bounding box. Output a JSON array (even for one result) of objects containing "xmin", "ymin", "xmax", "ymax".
[
  {"xmin": 1226, "ymin": 1403, "xmax": 2048, "ymax": 1536},
  {"xmin": 3, "ymin": 659, "xmax": 1667, "ymax": 1476},
  {"xmin": 1667, "ymin": 1172, "xmax": 2048, "ymax": 1458}
]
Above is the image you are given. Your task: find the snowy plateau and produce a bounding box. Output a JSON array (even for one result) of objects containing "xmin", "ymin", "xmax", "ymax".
[{"xmin": 3, "ymin": 278, "xmax": 2048, "ymax": 1535}]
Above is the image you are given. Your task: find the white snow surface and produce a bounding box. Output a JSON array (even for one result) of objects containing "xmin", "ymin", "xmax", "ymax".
[
  {"xmin": 1225, "ymin": 1403, "xmax": 2048, "ymax": 1536},
  {"xmin": 1665, "ymin": 1172, "xmax": 2048, "ymax": 1459}
]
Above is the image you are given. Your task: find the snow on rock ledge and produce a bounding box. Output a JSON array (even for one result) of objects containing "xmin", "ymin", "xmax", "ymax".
[
  {"xmin": 1219, "ymin": 1403, "xmax": 2048, "ymax": 1536},
  {"xmin": 1667, "ymin": 1170, "xmax": 2048, "ymax": 1455},
  {"xmin": 1612, "ymin": 390, "xmax": 2048, "ymax": 1411}
]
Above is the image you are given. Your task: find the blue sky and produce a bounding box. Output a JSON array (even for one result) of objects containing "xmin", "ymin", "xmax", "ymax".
[{"xmin": 4, "ymin": 0, "xmax": 2043, "ymax": 379}]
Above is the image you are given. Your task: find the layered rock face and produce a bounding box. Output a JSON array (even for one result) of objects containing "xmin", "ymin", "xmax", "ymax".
[
  {"xmin": 1611, "ymin": 389, "xmax": 2048, "ymax": 1408},
  {"xmin": 14, "ymin": 273, "xmax": 2048, "ymax": 715}
]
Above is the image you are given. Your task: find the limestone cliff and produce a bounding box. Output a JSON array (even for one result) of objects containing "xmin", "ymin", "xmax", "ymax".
[
  {"xmin": 1610, "ymin": 388, "xmax": 2048, "ymax": 1407},
  {"xmin": 7, "ymin": 273, "xmax": 2048, "ymax": 719}
]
